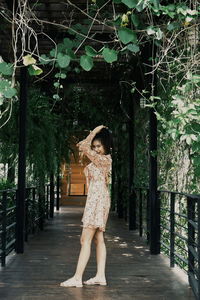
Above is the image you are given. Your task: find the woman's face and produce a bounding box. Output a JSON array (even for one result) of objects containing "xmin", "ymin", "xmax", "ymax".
[{"xmin": 92, "ymin": 139, "xmax": 105, "ymax": 155}]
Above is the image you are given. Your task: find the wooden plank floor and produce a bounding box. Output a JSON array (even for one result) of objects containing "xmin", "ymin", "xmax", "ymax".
[{"xmin": 0, "ymin": 206, "xmax": 195, "ymax": 300}]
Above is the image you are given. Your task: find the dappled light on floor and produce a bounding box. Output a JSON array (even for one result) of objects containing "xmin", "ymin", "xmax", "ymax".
[
  {"xmin": 122, "ymin": 253, "xmax": 133, "ymax": 257},
  {"xmin": 0, "ymin": 206, "xmax": 195, "ymax": 300}
]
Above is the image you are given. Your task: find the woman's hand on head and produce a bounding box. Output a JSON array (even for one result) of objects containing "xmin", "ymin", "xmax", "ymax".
[
  {"xmin": 93, "ymin": 125, "xmax": 107, "ymax": 133},
  {"xmin": 76, "ymin": 141, "xmax": 84, "ymax": 147}
]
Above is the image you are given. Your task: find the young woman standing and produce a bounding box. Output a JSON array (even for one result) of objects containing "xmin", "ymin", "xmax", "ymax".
[{"xmin": 60, "ymin": 125, "xmax": 113, "ymax": 287}]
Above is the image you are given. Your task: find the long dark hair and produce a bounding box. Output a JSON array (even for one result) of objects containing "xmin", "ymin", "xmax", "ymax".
[{"xmin": 91, "ymin": 128, "xmax": 113, "ymax": 155}]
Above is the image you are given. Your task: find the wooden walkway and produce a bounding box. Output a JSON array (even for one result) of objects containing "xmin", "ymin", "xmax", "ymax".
[{"xmin": 0, "ymin": 206, "xmax": 195, "ymax": 300}]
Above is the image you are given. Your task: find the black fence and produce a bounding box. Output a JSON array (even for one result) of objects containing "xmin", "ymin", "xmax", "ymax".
[
  {"xmin": 0, "ymin": 184, "xmax": 53, "ymax": 267},
  {"xmin": 134, "ymin": 187, "xmax": 200, "ymax": 300}
]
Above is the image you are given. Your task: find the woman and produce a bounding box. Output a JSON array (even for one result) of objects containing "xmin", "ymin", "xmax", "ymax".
[{"xmin": 60, "ymin": 125, "xmax": 113, "ymax": 288}]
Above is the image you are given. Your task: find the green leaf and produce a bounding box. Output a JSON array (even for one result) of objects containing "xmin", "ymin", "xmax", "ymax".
[
  {"xmin": 54, "ymin": 82, "xmax": 60, "ymax": 88},
  {"xmin": 66, "ymin": 49, "xmax": 77, "ymax": 60},
  {"xmin": 167, "ymin": 22, "xmax": 180, "ymax": 31},
  {"xmin": 0, "ymin": 79, "xmax": 17, "ymax": 98},
  {"xmin": 102, "ymin": 48, "xmax": 118, "ymax": 63},
  {"xmin": 50, "ymin": 49, "xmax": 57, "ymax": 58},
  {"xmin": 80, "ymin": 55, "xmax": 94, "ymax": 71},
  {"xmin": 113, "ymin": 0, "xmax": 122, "ymax": 3},
  {"xmin": 55, "ymin": 73, "xmax": 60, "ymax": 78},
  {"xmin": 60, "ymin": 73, "xmax": 67, "ymax": 79},
  {"xmin": 63, "ymin": 38, "xmax": 73, "ymax": 49},
  {"xmin": 74, "ymin": 67, "xmax": 81, "ymax": 73},
  {"xmin": 122, "ymin": 0, "xmax": 137, "ymax": 8},
  {"xmin": 39, "ymin": 54, "xmax": 51, "ymax": 65},
  {"xmin": 127, "ymin": 43, "xmax": 140, "ymax": 53},
  {"xmin": 4, "ymin": 87, "xmax": 17, "ymax": 98},
  {"xmin": 53, "ymin": 94, "xmax": 60, "ymax": 100},
  {"xmin": 152, "ymin": 0, "xmax": 160, "ymax": 10},
  {"xmin": 167, "ymin": 4, "xmax": 176, "ymax": 11},
  {"xmin": 131, "ymin": 14, "xmax": 140, "ymax": 27},
  {"xmin": 0, "ymin": 79, "xmax": 10, "ymax": 90},
  {"xmin": 136, "ymin": 0, "xmax": 148, "ymax": 12},
  {"xmin": 57, "ymin": 43, "xmax": 65, "ymax": 52},
  {"xmin": 85, "ymin": 46, "xmax": 98, "ymax": 57},
  {"xmin": 57, "ymin": 53, "xmax": 71, "ymax": 68},
  {"xmin": 118, "ymin": 27, "xmax": 137, "ymax": 44},
  {"xmin": 0, "ymin": 62, "xmax": 13, "ymax": 75},
  {"xmin": 113, "ymin": 15, "xmax": 122, "ymax": 26},
  {"xmin": 68, "ymin": 27, "xmax": 76, "ymax": 35},
  {"xmin": 28, "ymin": 65, "xmax": 43, "ymax": 76}
]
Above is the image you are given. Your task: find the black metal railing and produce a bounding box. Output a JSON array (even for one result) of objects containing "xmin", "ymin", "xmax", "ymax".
[
  {"xmin": 0, "ymin": 184, "xmax": 52, "ymax": 267},
  {"xmin": 0, "ymin": 189, "xmax": 16, "ymax": 267},
  {"xmin": 134, "ymin": 187, "xmax": 200, "ymax": 300}
]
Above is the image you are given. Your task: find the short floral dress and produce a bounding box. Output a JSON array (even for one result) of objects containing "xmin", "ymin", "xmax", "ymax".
[{"xmin": 78, "ymin": 138, "xmax": 112, "ymax": 232}]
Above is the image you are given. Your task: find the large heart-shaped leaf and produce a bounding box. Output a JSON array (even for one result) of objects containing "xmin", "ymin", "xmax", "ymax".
[
  {"xmin": 66, "ymin": 49, "xmax": 77, "ymax": 59},
  {"xmin": 102, "ymin": 48, "xmax": 118, "ymax": 63},
  {"xmin": 0, "ymin": 62, "xmax": 13, "ymax": 75},
  {"xmin": 127, "ymin": 43, "xmax": 140, "ymax": 53},
  {"xmin": 80, "ymin": 55, "xmax": 94, "ymax": 71},
  {"xmin": 122, "ymin": 0, "xmax": 137, "ymax": 8},
  {"xmin": 118, "ymin": 27, "xmax": 137, "ymax": 44},
  {"xmin": 0, "ymin": 79, "xmax": 10, "ymax": 90},
  {"xmin": 63, "ymin": 38, "xmax": 73, "ymax": 49},
  {"xmin": 57, "ymin": 53, "xmax": 71, "ymax": 68},
  {"xmin": 85, "ymin": 46, "xmax": 98, "ymax": 57},
  {"xmin": 4, "ymin": 87, "xmax": 17, "ymax": 98},
  {"xmin": 131, "ymin": 14, "xmax": 140, "ymax": 27}
]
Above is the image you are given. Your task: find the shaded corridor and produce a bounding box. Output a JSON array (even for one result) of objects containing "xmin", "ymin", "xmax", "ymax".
[{"xmin": 0, "ymin": 206, "xmax": 195, "ymax": 300}]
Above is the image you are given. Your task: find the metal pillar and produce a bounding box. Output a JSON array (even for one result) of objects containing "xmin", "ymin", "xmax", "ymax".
[
  {"xmin": 128, "ymin": 96, "xmax": 136, "ymax": 230},
  {"xmin": 16, "ymin": 66, "xmax": 27, "ymax": 253},
  {"xmin": 149, "ymin": 104, "xmax": 160, "ymax": 254},
  {"xmin": 56, "ymin": 175, "xmax": 60, "ymax": 211},
  {"xmin": 50, "ymin": 174, "xmax": 54, "ymax": 218}
]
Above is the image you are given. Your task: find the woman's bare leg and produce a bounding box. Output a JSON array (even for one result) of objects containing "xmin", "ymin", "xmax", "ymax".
[
  {"xmin": 72, "ymin": 227, "xmax": 96, "ymax": 281},
  {"xmin": 94, "ymin": 229, "xmax": 107, "ymax": 281}
]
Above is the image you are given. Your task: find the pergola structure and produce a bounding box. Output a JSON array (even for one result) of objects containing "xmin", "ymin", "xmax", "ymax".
[
  {"xmin": 1, "ymin": 1, "xmax": 200, "ymax": 299},
  {"xmin": 0, "ymin": 0, "xmax": 158, "ymax": 259}
]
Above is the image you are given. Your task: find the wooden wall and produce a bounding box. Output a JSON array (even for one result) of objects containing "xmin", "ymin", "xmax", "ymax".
[{"xmin": 60, "ymin": 146, "xmax": 89, "ymax": 206}]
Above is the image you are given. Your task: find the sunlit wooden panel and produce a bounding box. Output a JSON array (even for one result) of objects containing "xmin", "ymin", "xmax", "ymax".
[{"xmin": 70, "ymin": 183, "xmax": 85, "ymax": 195}]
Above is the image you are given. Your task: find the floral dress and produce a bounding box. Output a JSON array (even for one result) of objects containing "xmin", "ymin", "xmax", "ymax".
[{"xmin": 77, "ymin": 131, "xmax": 112, "ymax": 232}]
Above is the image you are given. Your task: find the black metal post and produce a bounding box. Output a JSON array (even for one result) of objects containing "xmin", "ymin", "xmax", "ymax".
[
  {"xmin": 139, "ymin": 188, "xmax": 143, "ymax": 236},
  {"xmin": 50, "ymin": 174, "xmax": 54, "ymax": 218},
  {"xmin": 56, "ymin": 175, "xmax": 60, "ymax": 211},
  {"xmin": 128, "ymin": 96, "xmax": 136, "ymax": 230},
  {"xmin": 146, "ymin": 189, "xmax": 150, "ymax": 243},
  {"xmin": 149, "ymin": 103, "xmax": 160, "ymax": 254},
  {"xmin": 38, "ymin": 190, "xmax": 44, "ymax": 230},
  {"xmin": 32, "ymin": 188, "xmax": 36, "ymax": 233},
  {"xmin": 16, "ymin": 66, "xmax": 28, "ymax": 253},
  {"xmin": 170, "ymin": 192, "xmax": 175, "ymax": 267},
  {"xmin": 1, "ymin": 191, "xmax": 7, "ymax": 266},
  {"xmin": 187, "ymin": 197, "xmax": 195, "ymax": 291},
  {"xmin": 24, "ymin": 189, "xmax": 29, "ymax": 242},
  {"xmin": 46, "ymin": 185, "xmax": 50, "ymax": 219},
  {"xmin": 111, "ymin": 152, "xmax": 115, "ymax": 211}
]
